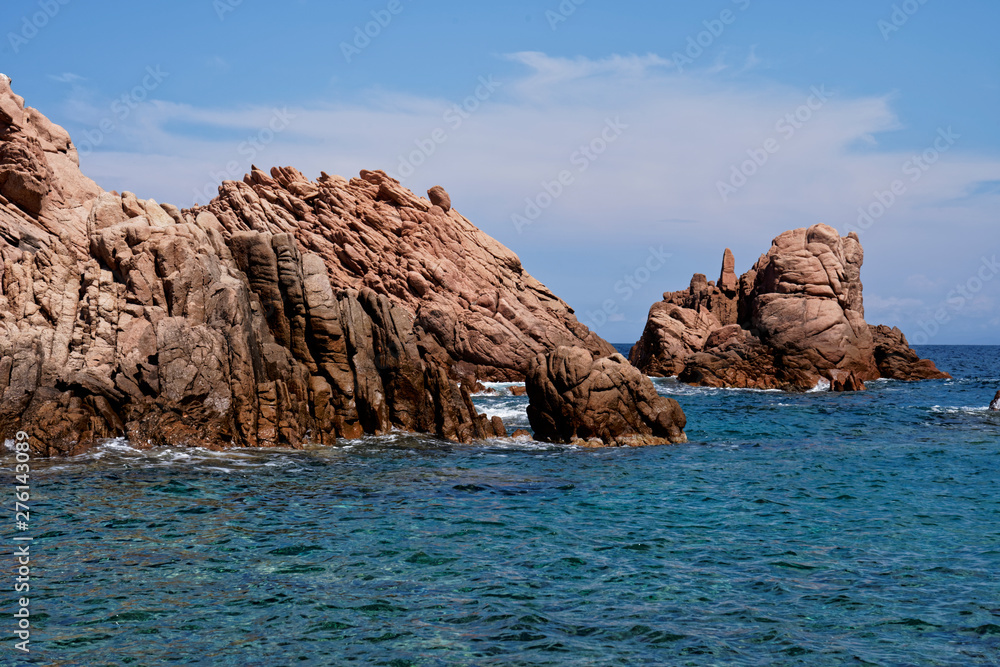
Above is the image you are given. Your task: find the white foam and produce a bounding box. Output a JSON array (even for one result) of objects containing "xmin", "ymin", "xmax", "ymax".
[
  {"xmin": 473, "ymin": 382, "xmax": 526, "ymax": 397},
  {"xmin": 808, "ymin": 378, "xmax": 831, "ymax": 393},
  {"xmin": 929, "ymin": 405, "xmax": 992, "ymax": 414},
  {"xmin": 481, "ymin": 405, "xmax": 529, "ymax": 421}
]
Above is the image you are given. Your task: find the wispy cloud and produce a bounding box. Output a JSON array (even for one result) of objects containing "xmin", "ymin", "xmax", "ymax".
[{"xmin": 49, "ymin": 72, "xmax": 85, "ymax": 84}]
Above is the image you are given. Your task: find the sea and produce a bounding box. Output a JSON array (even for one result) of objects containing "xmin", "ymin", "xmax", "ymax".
[{"xmin": 2, "ymin": 345, "xmax": 998, "ymax": 666}]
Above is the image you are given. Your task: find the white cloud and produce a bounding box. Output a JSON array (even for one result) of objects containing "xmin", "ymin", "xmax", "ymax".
[{"xmin": 48, "ymin": 72, "xmax": 85, "ymax": 84}]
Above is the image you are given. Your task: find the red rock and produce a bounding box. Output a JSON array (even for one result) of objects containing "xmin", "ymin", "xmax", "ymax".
[
  {"xmin": 870, "ymin": 325, "xmax": 950, "ymax": 381},
  {"xmin": 827, "ymin": 369, "xmax": 866, "ymax": 392},
  {"xmin": 633, "ymin": 224, "xmax": 950, "ymax": 390},
  {"xmin": 718, "ymin": 247, "xmax": 738, "ymax": 292},
  {"xmin": 526, "ymin": 346, "xmax": 686, "ymax": 447},
  {"xmin": 0, "ymin": 80, "xmax": 525, "ymax": 455},
  {"xmin": 427, "ymin": 185, "xmax": 451, "ymax": 212},
  {"xmin": 208, "ymin": 168, "xmax": 613, "ymax": 383}
]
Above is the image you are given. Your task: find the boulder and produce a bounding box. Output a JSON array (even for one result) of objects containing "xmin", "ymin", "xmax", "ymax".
[
  {"xmin": 633, "ymin": 225, "xmax": 950, "ymax": 390},
  {"xmin": 870, "ymin": 325, "xmax": 950, "ymax": 381},
  {"xmin": 990, "ymin": 391, "xmax": 1000, "ymax": 412},
  {"xmin": 827, "ymin": 369, "xmax": 866, "ymax": 392},
  {"xmin": 526, "ymin": 346, "xmax": 687, "ymax": 447}
]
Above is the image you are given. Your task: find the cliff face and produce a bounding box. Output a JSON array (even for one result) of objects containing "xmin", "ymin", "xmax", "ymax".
[
  {"xmin": 206, "ymin": 167, "xmax": 614, "ymax": 382},
  {"xmin": 2, "ymin": 77, "xmax": 616, "ymax": 454},
  {"xmin": 630, "ymin": 224, "xmax": 949, "ymax": 390}
]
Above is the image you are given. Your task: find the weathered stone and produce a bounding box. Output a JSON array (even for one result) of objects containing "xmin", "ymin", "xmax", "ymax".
[
  {"xmin": 209, "ymin": 168, "xmax": 613, "ymax": 382},
  {"xmin": 870, "ymin": 324, "xmax": 950, "ymax": 381},
  {"xmin": 0, "ymin": 80, "xmax": 510, "ymax": 456},
  {"xmin": 526, "ymin": 346, "xmax": 686, "ymax": 447},
  {"xmin": 633, "ymin": 225, "xmax": 949, "ymax": 390},
  {"xmin": 827, "ymin": 369, "xmax": 866, "ymax": 392}
]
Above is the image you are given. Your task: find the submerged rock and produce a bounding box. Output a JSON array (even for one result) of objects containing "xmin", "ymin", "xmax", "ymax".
[
  {"xmin": 631, "ymin": 225, "xmax": 950, "ymax": 391},
  {"xmin": 526, "ymin": 346, "xmax": 686, "ymax": 447}
]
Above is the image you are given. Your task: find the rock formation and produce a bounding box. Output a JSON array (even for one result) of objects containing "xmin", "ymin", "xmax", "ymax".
[
  {"xmin": 869, "ymin": 324, "xmax": 949, "ymax": 381},
  {"xmin": 206, "ymin": 167, "xmax": 612, "ymax": 383},
  {"xmin": 631, "ymin": 224, "xmax": 950, "ymax": 390},
  {"xmin": 0, "ymin": 76, "xmax": 580, "ymax": 455},
  {"xmin": 526, "ymin": 346, "xmax": 687, "ymax": 447},
  {"xmin": 990, "ymin": 391, "xmax": 1000, "ymax": 412}
]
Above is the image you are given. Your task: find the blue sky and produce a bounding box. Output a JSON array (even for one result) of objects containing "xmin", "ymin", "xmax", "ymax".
[{"xmin": 4, "ymin": 0, "xmax": 999, "ymax": 343}]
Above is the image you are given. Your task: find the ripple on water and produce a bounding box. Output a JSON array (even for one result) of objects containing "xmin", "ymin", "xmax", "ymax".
[{"xmin": 2, "ymin": 346, "xmax": 999, "ymax": 664}]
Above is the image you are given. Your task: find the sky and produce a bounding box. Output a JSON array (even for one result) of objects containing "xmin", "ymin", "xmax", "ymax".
[{"xmin": 3, "ymin": 0, "xmax": 998, "ymax": 344}]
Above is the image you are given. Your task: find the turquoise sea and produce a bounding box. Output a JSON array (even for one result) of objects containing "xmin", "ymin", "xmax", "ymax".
[{"xmin": 3, "ymin": 346, "xmax": 999, "ymax": 665}]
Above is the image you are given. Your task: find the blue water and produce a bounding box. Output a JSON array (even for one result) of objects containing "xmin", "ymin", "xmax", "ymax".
[{"xmin": 3, "ymin": 346, "xmax": 999, "ymax": 665}]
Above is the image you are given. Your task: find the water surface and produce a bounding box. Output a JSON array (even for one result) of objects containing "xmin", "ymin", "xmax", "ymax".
[{"xmin": 3, "ymin": 346, "xmax": 999, "ymax": 665}]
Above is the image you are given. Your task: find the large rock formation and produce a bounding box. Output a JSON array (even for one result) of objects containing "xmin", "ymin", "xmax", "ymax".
[
  {"xmin": 526, "ymin": 346, "xmax": 687, "ymax": 447},
  {"xmin": 0, "ymin": 76, "xmax": 580, "ymax": 455},
  {"xmin": 206, "ymin": 167, "xmax": 612, "ymax": 383},
  {"xmin": 631, "ymin": 224, "xmax": 949, "ymax": 390}
]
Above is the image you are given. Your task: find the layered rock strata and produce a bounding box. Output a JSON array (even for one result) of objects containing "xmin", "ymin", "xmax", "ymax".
[
  {"xmin": 630, "ymin": 224, "xmax": 949, "ymax": 390},
  {"xmin": 526, "ymin": 346, "xmax": 687, "ymax": 447}
]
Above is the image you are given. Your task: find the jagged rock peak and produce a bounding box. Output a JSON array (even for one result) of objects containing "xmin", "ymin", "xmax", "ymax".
[
  {"xmin": 631, "ymin": 224, "xmax": 949, "ymax": 390},
  {"xmin": 200, "ymin": 164, "xmax": 614, "ymax": 382}
]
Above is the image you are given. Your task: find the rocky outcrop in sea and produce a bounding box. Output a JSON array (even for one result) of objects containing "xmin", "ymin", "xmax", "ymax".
[
  {"xmin": 630, "ymin": 224, "xmax": 949, "ymax": 390},
  {"xmin": 526, "ymin": 346, "xmax": 686, "ymax": 447},
  {"xmin": 1, "ymin": 77, "xmax": 620, "ymax": 454}
]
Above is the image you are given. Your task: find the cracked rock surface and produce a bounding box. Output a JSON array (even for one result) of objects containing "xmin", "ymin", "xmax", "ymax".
[
  {"xmin": 526, "ymin": 346, "xmax": 687, "ymax": 447},
  {"xmin": 630, "ymin": 224, "xmax": 949, "ymax": 390},
  {"xmin": 0, "ymin": 77, "xmax": 536, "ymax": 455}
]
